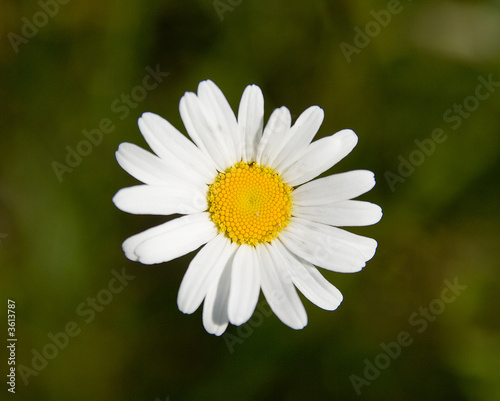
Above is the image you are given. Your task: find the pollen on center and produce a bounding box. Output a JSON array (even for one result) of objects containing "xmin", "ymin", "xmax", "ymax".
[{"xmin": 207, "ymin": 161, "xmax": 293, "ymax": 245}]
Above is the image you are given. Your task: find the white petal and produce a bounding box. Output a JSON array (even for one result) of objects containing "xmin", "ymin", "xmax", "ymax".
[
  {"xmin": 257, "ymin": 243, "xmax": 307, "ymax": 330},
  {"xmin": 179, "ymin": 92, "xmax": 233, "ymax": 171},
  {"xmin": 116, "ymin": 142, "xmax": 178, "ymax": 186},
  {"xmin": 228, "ymin": 245, "xmax": 261, "ymax": 326},
  {"xmin": 138, "ymin": 112, "xmax": 217, "ymax": 184},
  {"xmin": 293, "ymin": 200, "xmax": 382, "ymax": 227},
  {"xmin": 127, "ymin": 213, "xmax": 217, "ymax": 265},
  {"xmin": 295, "ymin": 217, "xmax": 378, "ymax": 261},
  {"xmin": 203, "ymin": 260, "xmax": 232, "ymax": 336},
  {"xmin": 280, "ymin": 217, "xmax": 376, "ymax": 273},
  {"xmin": 177, "ymin": 234, "xmax": 237, "ymax": 314},
  {"xmin": 273, "ymin": 106, "xmax": 324, "ymax": 172},
  {"xmin": 256, "ymin": 106, "xmax": 291, "ymax": 166},
  {"xmin": 281, "ymin": 129, "xmax": 358, "ymax": 187},
  {"xmin": 292, "ymin": 170, "xmax": 376, "ymax": 206},
  {"xmin": 238, "ymin": 84, "xmax": 264, "ymax": 162},
  {"xmin": 113, "ymin": 184, "xmax": 207, "ymax": 215},
  {"xmin": 122, "ymin": 220, "xmax": 172, "ymax": 262},
  {"xmin": 197, "ymin": 80, "xmax": 241, "ymax": 163},
  {"xmin": 274, "ymin": 240, "xmax": 343, "ymax": 311}
]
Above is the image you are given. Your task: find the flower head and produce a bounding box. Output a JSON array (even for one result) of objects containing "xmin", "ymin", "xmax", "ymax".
[{"xmin": 113, "ymin": 80, "xmax": 382, "ymax": 335}]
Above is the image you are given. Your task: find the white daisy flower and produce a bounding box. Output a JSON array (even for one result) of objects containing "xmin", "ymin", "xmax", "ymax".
[{"xmin": 113, "ymin": 80, "xmax": 382, "ymax": 336}]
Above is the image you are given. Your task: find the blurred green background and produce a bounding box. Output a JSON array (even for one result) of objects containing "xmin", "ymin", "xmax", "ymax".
[{"xmin": 1, "ymin": 0, "xmax": 500, "ymax": 400}]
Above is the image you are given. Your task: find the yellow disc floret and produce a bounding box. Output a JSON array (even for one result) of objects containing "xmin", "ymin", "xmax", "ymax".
[{"xmin": 207, "ymin": 161, "xmax": 293, "ymax": 245}]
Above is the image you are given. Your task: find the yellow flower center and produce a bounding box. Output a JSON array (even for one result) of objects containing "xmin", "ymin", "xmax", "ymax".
[{"xmin": 207, "ymin": 161, "xmax": 293, "ymax": 245}]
